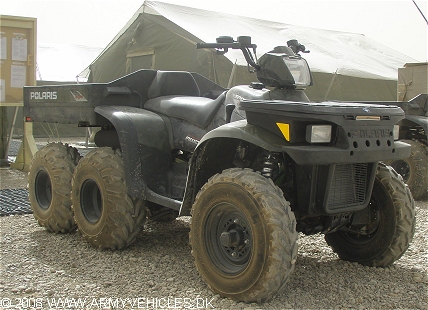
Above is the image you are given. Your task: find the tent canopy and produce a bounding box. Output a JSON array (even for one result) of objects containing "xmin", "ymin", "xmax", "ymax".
[{"xmin": 81, "ymin": 1, "xmax": 416, "ymax": 101}]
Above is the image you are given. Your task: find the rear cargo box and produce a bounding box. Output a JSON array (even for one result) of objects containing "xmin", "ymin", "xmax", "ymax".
[
  {"xmin": 24, "ymin": 70, "xmax": 158, "ymax": 125},
  {"xmin": 25, "ymin": 83, "xmax": 106, "ymax": 125}
]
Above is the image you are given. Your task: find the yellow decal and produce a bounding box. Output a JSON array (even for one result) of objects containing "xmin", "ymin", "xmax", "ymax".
[{"xmin": 276, "ymin": 123, "xmax": 290, "ymax": 141}]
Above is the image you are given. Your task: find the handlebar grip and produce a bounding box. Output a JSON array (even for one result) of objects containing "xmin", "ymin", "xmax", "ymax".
[
  {"xmin": 197, "ymin": 42, "xmax": 245, "ymax": 49},
  {"xmin": 197, "ymin": 43, "xmax": 226, "ymax": 49},
  {"xmin": 196, "ymin": 42, "xmax": 257, "ymax": 50}
]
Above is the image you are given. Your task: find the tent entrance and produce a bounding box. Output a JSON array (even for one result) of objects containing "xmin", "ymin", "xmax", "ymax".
[{"xmin": 127, "ymin": 48, "xmax": 155, "ymax": 73}]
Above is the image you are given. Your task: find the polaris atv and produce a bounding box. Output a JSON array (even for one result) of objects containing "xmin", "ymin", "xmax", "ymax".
[{"xmin": 24, "ymin": 36, "xmax": 415, "ymax": 303}]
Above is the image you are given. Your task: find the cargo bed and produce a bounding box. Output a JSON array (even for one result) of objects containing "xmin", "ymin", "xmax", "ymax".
[{"xmin": 24, "ymin": 69, "xmax": 224, "ymax": 126}]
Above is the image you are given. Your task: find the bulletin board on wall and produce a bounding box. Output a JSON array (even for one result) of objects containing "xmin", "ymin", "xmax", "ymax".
[
  {"xmin": 0, "ymin": 15, "xmax": 37, "ymax": 171},
  {"xmin": 0, "ymin": 15, "xmax": 37, "ymax": 104}
]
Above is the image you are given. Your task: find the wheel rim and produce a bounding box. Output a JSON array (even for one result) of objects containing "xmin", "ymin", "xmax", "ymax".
[
  {"xmin": 34, "ymin": 170, "xmax": 52, "ymax": 210},
  {"xmin": 80, "ymin": 179, "xmax": 102, "ymax": 223},
  {"xmin": 205, "ymin": 203, "xmax": 252, "ymax": 275},
  {"xmin": 389, "ymin": 159, "xmax": 410, "ymax": 182},
  {"xmin": 340, "ymin": 198, "xmax": 380, "ymax": 245}
]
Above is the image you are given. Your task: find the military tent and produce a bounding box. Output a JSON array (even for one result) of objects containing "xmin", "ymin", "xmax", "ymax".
[{"xmin": 80, "ymin": 1, "xmax": 416, "ymax": 102}]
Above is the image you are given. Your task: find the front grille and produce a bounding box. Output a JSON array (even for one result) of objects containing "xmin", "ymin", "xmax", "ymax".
[{"xmin": 326, "ymin": 163, "xmax": 368, "ymax": 210}]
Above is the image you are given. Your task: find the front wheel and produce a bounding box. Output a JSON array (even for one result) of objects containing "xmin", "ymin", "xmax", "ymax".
[
  {"xmin": 190, "ymin": 168, "xmax": 298, "ymax": 303},
  {"xmin": 71, "ymin": 148, "xmax": 147, "ymax": 250},
  {"xmin": 325, "ymin": 163, "xmax": 415, "ymax": 267}
]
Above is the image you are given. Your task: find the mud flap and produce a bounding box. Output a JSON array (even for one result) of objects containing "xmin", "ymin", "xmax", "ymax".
[{"xmin": 94, "ymin": 106, "xmax": 171, "ymax": 200}]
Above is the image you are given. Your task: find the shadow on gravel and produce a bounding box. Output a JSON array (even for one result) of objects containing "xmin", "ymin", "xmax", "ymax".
[
  {"xmin": 28, "ymin": 218, "xmax": 205, "ymax": 301},
  {"xmin": 26, "ymin": 218, "xmax": 426, "ymax": 309},
  {"xmin": 287, "ymin": 255, "xmax": 426, "ymax": 308}
]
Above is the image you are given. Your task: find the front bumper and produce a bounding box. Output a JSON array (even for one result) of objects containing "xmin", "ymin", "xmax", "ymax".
[{"xmin": 283, "ymin": 141, "xmax": 410, "ymax": 165}]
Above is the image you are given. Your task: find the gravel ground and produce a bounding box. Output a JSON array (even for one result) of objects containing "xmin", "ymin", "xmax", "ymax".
[{"xmin": 0, "ymin": 167, "xmax": 427, "ymax": 309}]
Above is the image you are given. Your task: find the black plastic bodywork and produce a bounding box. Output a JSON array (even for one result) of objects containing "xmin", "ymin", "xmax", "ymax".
[
  {"xmin": 24, "ymin": 70, "xmax": 158, "ymax": 125},
  {"xmin": 24, "ymin": 69, "xmax": 411, "ymax": 233},
  {"xmin": 180, "ymin": 99, "xmax": 409, "ymax": 218},
  {"xmin": 390, "ymin": 94, "xmax": 427, "ymax": 145},
  {"xmin": 241, "ymin": 100, "xmax": 409, "ymax": 164},
  {"xmin": 94, "ymin": 105, "xmax": 170, "ymax": 200},
  {"xmin": 24, "ymin": 70, "xmax": 225, "ymax": 125},
  {"xmin": 354, "ymin": 94, "xmax": 427, "ymax": 145}
]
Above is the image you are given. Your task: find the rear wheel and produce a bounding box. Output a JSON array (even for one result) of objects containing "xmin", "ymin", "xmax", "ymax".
[
  {"xmin": 325, "ymin": 163, "xmax": 415, "ymax": 267},
  {"xmin": 190, "ymin": 168, "xmax": 298, "ymax": 303},
  {"xmin": 28, "ymin": 143, "xmax": 81, "ymax": 233},
  {"xmin": 71, "ymin": 148, "xmax": 147, "ymax": 250},
  {"xmin": 386, "ymin": 139, "xmax": 427, "ymax": 200}
]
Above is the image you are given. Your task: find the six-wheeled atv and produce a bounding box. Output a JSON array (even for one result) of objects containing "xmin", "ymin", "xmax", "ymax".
[{"xmin": 24, "ymin": 36, "xmax": 415, "ymax": 302}]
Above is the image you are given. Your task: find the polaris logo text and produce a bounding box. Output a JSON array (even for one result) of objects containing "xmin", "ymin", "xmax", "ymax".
[
  {"xmin": 30, "ymin": 91, "xmax": 58, "ymax": 100},
  {"xmin": 185, "ymin": 136, "xmax": 199, "ymax": 145},
  {"xmin": 350, "ymin": 129, "xmax": 392, "ymax": 139}
]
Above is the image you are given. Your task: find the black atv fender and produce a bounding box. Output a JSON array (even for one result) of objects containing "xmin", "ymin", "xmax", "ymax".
[
  {"xmin": 371, "ymin": 94, "xmax": 427, "ymax": 140},
  {"xmin": 180, "ymin": 119, "xmax": 411, "ymax": 216},
  {"xmin": 401, "ymin": 115, "xmax": 428, "ymax": 138},
  {"xmin": 180, "ymin": 120, "xmax": 285, "ymax": 215},
  {"xmin": 94, "ymin": 106, "xmax": 171, "ymax": 200}
]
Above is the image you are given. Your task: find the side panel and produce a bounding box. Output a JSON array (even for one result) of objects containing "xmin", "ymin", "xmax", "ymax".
[
  {"xmin": 95, "ymin": 106, "xmax": 171, "ymax": 199},
  {"xmin": 25, "ymin": 84, "xmax": 106, "ymax": 124}
]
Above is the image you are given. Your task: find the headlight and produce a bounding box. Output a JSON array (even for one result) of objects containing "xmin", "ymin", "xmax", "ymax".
[
  {"xmin": 256, "ymin": 52, "xmax": 313, "ymax": 88},
  {"xmin": 283, "ymin": 57, "xmax": 312, "ymax": 87},
  {"xmin": 306, "ymin": 125, "xmax": 332, "ymax": 143},
  {"xmin": 393, "ymin": 125, "xmax": 400, "ymax": 140}
]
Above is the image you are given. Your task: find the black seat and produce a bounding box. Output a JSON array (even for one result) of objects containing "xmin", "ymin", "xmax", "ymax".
[
  {"xmin": 148, "ymin": 71, "xmax": 200, "ymax": 98},
  {"xmin": 145, "ymin": 92, "xmax": 226, "ymax": 128}
]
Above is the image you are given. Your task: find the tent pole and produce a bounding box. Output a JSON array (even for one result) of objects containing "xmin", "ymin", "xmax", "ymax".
[
  {"xmin": 227, "ymin": 61, "xmax": 238, "ymax": 88},
  {"xmin": 324, "ymin": 70, "xmax": 338, "ymax": 101},
  {"xmin": 412, "ymin": 0, "xmax": 428, "ymax": 24}
]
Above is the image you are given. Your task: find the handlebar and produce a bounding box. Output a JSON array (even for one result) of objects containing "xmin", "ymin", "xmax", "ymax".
[
  {"xmin": 197, "ymin": 36, "xmax": 309, "ymax": 72},
  {"xmin": 197, "ymin": 36, "xmax": 260, "ymax": 70},
  {"xmin": 287, "ymin": 39, "xmax": 310, "ymax": 54},
  {"xmin": 197, "ymin": 35, "xmax": 257, "ymax": 50},
  {"xmin": 196, "ymin": 42, "xmax": 257, "ymax": 50}
]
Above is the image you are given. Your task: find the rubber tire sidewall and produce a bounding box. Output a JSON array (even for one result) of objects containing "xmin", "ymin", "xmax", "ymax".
[
  {"xmin": 325, "ymin": 163, "xmax": 415, "ymax": 267},
  {"xmin": 28, "ymin": 143, "xmax": 80, "ymax": 233},
  {"xmin": 72, "ymin": 148, "xmax": 146, "ymax": 250},
  {"xmin": 190, "ymin": 168, "xmax": 298, "ymax": 302}
]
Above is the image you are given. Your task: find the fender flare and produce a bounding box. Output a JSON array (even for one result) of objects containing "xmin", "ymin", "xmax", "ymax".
[
  {"xmin": 401, "ymin": 115, "xmax": 428, "ymax": 135},
  {"xmin": 198, "ymin": 119, "xmax": 285, "ymax": 152},
  {"xmin": 95, "ymin": 105, "xmax": 171, "ymax": 199},
  {"xmin": 180, "ymin": 120, "xmax": 284, "ymax": 215}
]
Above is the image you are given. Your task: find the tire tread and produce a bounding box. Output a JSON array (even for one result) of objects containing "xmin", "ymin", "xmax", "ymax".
[{"xmin": 190, "ymin": 168, "xmax": 298, "ymax": 302}]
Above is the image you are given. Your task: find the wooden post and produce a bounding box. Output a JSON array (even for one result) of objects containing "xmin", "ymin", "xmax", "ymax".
[
  {"xmin": 0, "ymin": 106, "xmax": 8, "ymax": 166},
  {"xmin": 10, "ymin": 118, "xmax": 37, "ymax": 171}
]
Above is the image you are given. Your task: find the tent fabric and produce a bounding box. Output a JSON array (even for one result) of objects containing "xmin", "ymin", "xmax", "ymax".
[
  {"xmin": 397, "ymin": 62, "xmax": 428, "ymax": 101},
  {"xmin": 80, "ymin": 1, "xmax": 416, "ymax": 102}
]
